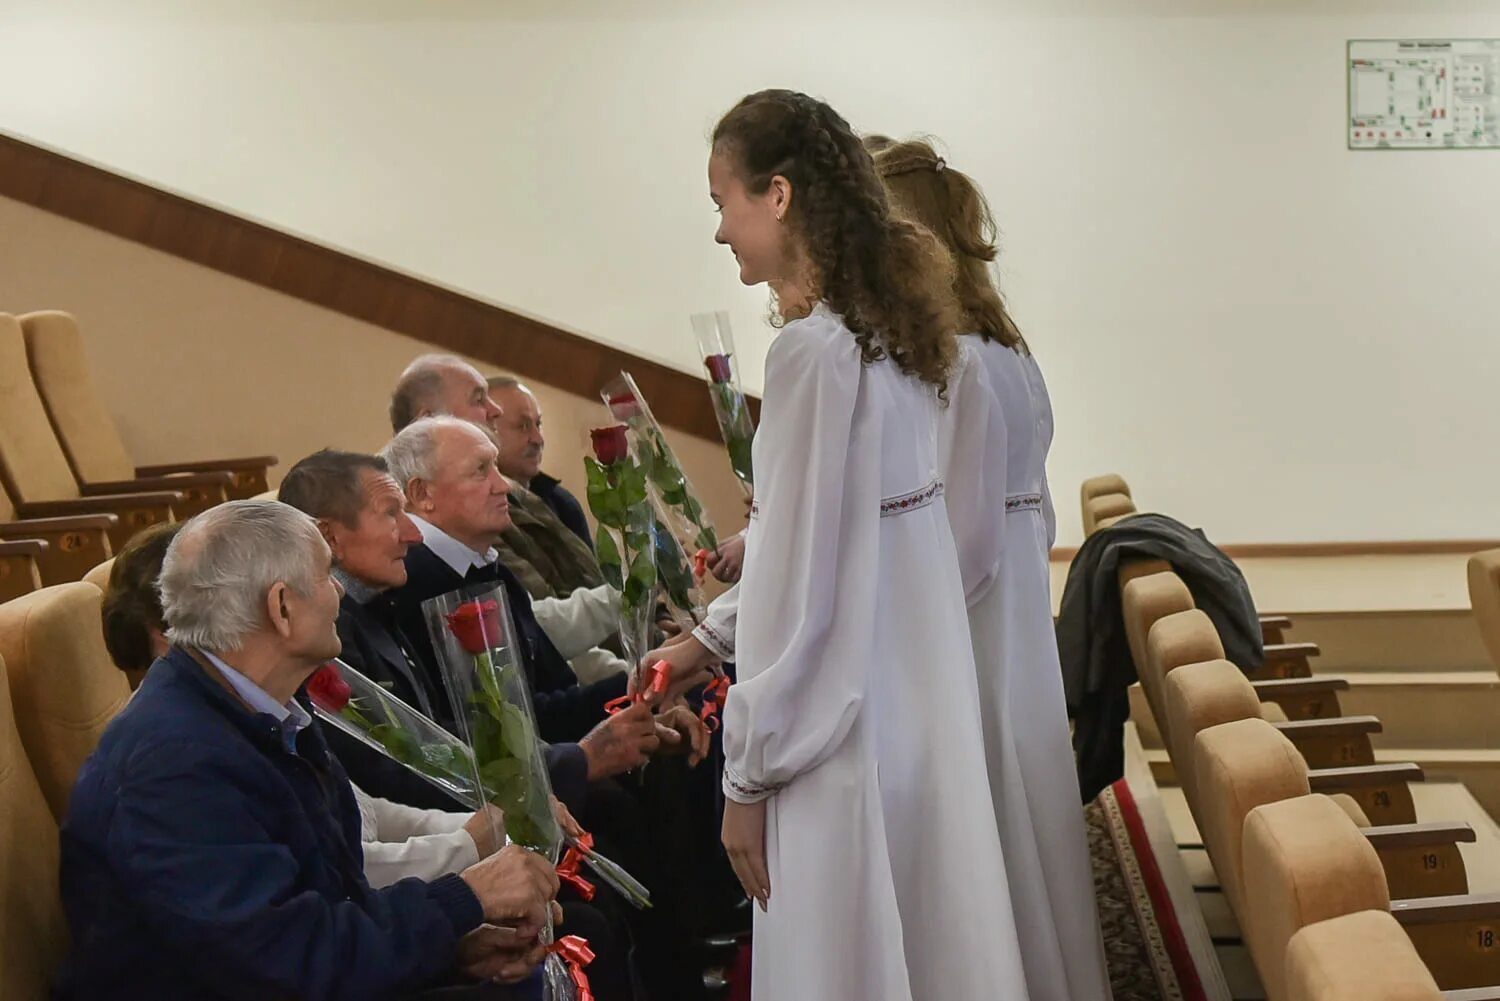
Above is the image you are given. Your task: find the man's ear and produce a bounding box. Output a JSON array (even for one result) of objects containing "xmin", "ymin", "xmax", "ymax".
[
  {"xmin": 315, "ymin": 518, "xmax": 340, "ymax": 560},
  {"xmin": 407, "ymin": 478, "xmax": 435, "ymax": 514},
  {"xmin": 266, "ymin": 581, "xmax": 294, "ymax": 640}
]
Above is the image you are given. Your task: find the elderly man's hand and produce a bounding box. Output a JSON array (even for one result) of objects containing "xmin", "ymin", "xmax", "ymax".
[
  {"xmin": 579, "ymin": 702, "xmax": 661, "ymax": 780},
  {"xmin": 457, "ymin": 924, "xmax": 548, "ymax": 985},
  {"xmin": 459, "ymin": 844, "xmax": 558, "ymax": 927}
]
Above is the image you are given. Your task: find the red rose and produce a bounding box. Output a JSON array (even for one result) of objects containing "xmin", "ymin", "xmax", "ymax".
[
  {"xmin": 607, "ymin": 392, "xmax": 642, "ymax": 420},
  {"xmin": 590, "ymin": 425, "xmax": 630, "ymax": 466},
  {"xmin": 446, "ymin": 599, "xmax": 505, "ymax": 655},
  {"xmin": 306, "ymin": 664, "xmax": 353, "ymax": 714},
  {"xmin": 704, "ymin": 354, "xmax": 734, "ymax": 384}
]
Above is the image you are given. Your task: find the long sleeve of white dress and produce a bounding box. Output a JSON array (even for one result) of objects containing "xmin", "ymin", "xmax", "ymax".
[
  {"xmin": 721, "ymin": 317, "xmax": 880, "ymax": 805},
  {"xmin": 694, "ymin": 583, "xmax": 739, "ymax": 660},
  {"xmin": 938, "ymin": 341, "xmax": 1009, "ymax": 606}
]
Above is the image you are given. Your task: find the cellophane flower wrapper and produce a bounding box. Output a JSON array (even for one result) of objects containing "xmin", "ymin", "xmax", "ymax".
[
  {"xmin": 306, "ymin": 658, "xmax": 485, "ymax": 806},
  {"xmin": 583, "ymin": 430, "xmax": 658, "ymax": 680},
  {"xmin": 652, "ymin": 513, "xmax": 705, "ymax": 630},
  {"xmin": 691, "ymin": 311, "xmax": 755, "ymax": 495},
  {"xmin": 600, "ymin": 372, "xmax": 721, "ymax": 563},
  {"xmin": 423, "ymin": 585, "xmax": 584, "ymax": 1001}
]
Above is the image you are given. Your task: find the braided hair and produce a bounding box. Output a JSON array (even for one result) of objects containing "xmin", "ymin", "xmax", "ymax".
[
  {"xmin": 712, "ymin": 90, "xmax": 961, "ymax": 395},
  {"xmin": 869, "ymin": 137, "xmax": 1026, "ymax": 352}
]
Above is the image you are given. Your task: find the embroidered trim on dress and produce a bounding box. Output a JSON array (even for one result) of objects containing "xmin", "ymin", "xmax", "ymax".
[
  {"xmin": 749, "ymin": 499, "xmax": 761, "ymax": 521},
  {"xmin": 880, "ymin": 479, "xmax": 944, "ymax": 518},
  {"xmin": 723, "ymin": 765, "xmax": 779, "ymax": 802},
  {"xmin": 1005, "ymin": 492, "xmax": 1044, "ymax": 514},
  {"xmin": 694, "ymin": 617, "xmax": 735, "ymax": 661}
]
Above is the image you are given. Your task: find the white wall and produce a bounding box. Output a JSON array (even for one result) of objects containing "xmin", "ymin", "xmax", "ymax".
[{"xmin": 3, "ymin": 0, "xmax": 1498, "ymax": 544}]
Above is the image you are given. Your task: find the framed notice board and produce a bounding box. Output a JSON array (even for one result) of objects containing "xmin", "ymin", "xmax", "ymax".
[{"xmin": 1348, "ymin": 39, "xmax": 1500, "ymax": 149}]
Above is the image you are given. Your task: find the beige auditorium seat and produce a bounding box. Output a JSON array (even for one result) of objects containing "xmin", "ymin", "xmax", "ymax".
[
  {"xmin": 1079, "ymin": 473, "xmax": 1131, "ymax": 536},
  {"xmin": 83, "ymin": 557, "xmax": 114, "ymax": 593},
  {"xmin": 1150, "ymin": 610, "xmax": 1378, "ymax": 771},
  {"xmin": 1244, "ymin": 792, "xmax": 1500, "ymax": 995},
  {"xmin": 1168, "ymin": 664, "xmax": 1467, "ymax": 902},
  {"xmin": 0, "ymin": 476, "xmax": 115, "ymax": 586},
  {"xmin": 20, "ymin": 311, "xmax": 276, "ymax": 501},
  {"xmin": 1121, "ymin": 570, "xmax": 1343, "ymax": 723},
  {"xmin": 0, "ymin": 651, "xmax": 69, "ymax": 1000},
  {"xmin": 0, "ymin": 540, "xmax": 46, "ymax": 603},
  {"xmin": 1085, "ymin": 492, "xmax": 1137, "ymax": 535},
  {"xmin": 0, "ymin": 582, "xmax": 131, "ymax": 820},
  {"xmin": 1286, "ymin": 910, "xmax": 1444, "ymax": 1001},
  {"xmin": 1468, "ymin": 549, "xmax": 1500, "ymax": 673},
  {"xmin": 0, "ymin": 314, "xmax": 184, "ymax": 550}
]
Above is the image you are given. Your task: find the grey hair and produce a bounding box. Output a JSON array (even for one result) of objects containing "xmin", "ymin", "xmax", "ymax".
[
  {"xmin": 159, "ymin": 500, "xmax": 328, "ymax": 653},
  {"xmin": 389, "ymin": 353, "xmax": 469, "ymax": 433},
  {"xmin": 486, "ymin": 374, "xmax": 524, "ymax": 394},
  {"xmin": 381, "ymin": 414, "xmax": 487, "ymax": 496}
]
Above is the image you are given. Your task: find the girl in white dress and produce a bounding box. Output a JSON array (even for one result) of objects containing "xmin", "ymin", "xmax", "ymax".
[
  {"xmin": 695, "ymin": 90, "xmax": 1030, "ymax": 1001},
  {"xmin": 871, "ymin": 138, "xmax": 1112, "ymax": 1001}
]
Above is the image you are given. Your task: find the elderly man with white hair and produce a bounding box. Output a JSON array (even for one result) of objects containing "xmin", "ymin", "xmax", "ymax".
[
  {"xmin": 57, "ymin": 500, "xmax": 562, "ymax": 1001},
  {"xmin": 390, "ymin": 354, "xmax": 629, "ymax": 684}
]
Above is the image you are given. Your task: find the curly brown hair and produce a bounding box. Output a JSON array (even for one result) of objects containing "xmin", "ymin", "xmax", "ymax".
[
  {"xmin": 713, "ymin": 91, "xmax": 961, "ymax": 394},
  {"xmin": 868, "ymin": 137, "xmax": 1026, "ymax": 353}
]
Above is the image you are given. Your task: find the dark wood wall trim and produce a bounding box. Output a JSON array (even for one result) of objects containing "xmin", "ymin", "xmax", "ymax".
[
  {"xmin": 1049, "ymin": 539, "xmax": 1500, "ymax": 563},
  {"xmin": 0, "ymin": 132, "xmax": 748, "ymax": 441}
]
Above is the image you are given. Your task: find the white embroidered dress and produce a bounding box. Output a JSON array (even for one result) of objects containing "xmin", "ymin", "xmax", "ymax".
[
  {"xmin": 721, "ymin": 307, "xmax": 1029, "ymax": 1001},
  {"xmin": 949, "ymin": 335, "xmax": 1112, "ymax": 1001}
]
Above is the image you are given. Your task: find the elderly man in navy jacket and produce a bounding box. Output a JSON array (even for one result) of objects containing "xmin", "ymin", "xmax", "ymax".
[{"xmin": 56, "ymin": 500, "xmax": 560, "ymax": 1000}]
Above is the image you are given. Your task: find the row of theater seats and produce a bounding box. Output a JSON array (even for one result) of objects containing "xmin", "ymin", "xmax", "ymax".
[
  {"xmin": 0, "ymin": 575, "xmax": 131, "ymax": 998},
  {"xmin": 0, "ymin": 309, "xmax": 276, "ymax": 600},
  {"xmin": 1082, "ymin": 473, "xmax": 1500, "ymax": 1000}
]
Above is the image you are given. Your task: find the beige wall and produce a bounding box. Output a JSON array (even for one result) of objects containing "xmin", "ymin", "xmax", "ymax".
[
  {"xmin": 0, "ymin": 195, "xmax": 750, "ymax": 548},
  {"xmin": 6, "ymin": 0, "xmax": 1500, "ymax": 542}
]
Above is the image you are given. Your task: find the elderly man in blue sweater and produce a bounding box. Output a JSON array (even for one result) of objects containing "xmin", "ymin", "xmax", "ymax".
[{"xmin": 56, "ymin": 500, "xmax": 560, "ymax": 1000}]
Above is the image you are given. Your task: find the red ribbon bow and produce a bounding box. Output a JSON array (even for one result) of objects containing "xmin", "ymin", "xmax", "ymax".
[
  {"xmin": 603, "ymin": 660, "xmax": 671, "ymax": 716},
  {"xmin": 693, "ymin": 548, "xmax": 712, "ymax": 582},
  {"xmin": 557, "ymin": 834, "xmax": 597, "ymax": 902},
  {"xmin": 549, "ymin": 935, "xmax": 596, "ymax": 1001},
  {"xmin": 699, "ymin": 674, "xmax": 732, "ymax": 733}
]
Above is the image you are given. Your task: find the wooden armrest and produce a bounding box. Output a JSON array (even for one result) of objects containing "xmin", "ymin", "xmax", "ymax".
[
  {"xmin": 82, "ymin": 472, "xmax": 232, "ymax": 494},
  {"xmin": 1251, "ymin": 676, "xmax": 1350, "ymax": 698},
  {"xmin": 1393, "ymin": 892, "xmax": 1500, "ymax": 926},
  {"xmin": 1273, "ymin": 715, "xmax": 1383, "ymax": 740},
  {"xmin": 135, "ymin": 455, "xmax": 277, "ymax": 476},
  {"xmin": 1265, "ymin": 641, "xmax": 1321, "ymax": 660},
  {"xmin": 1259, "ymin": 615, "xmax": 1293, "ymax": 629},
  {"xmin": 1444, "ymin": 988, "xmax": 1500, "ymax": 1000},
  {"xmin": 1310, "ymin": 762, "xmax": 1425, "ymax": 789},
  {"xmin": 0, "ymin": 539, "xmax": 48, "ymax": 558},
  {"xmin": 1363, "ymin": 822, "xmax": 1477, "ymax": 851},
  {"xmin": 19, "ymin": 493, "xmax": 181, "ymax": 517},
  {"xmin": 0, "ymin": 513, "xmax": 117, "ymax": 533}
]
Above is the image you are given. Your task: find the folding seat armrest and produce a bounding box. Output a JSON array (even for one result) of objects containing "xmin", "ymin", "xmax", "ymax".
[
  {"xmin": 1362, "ymin": 822, "xmax": 1477, "ymax": 851},
  {"xmin": 1393, "ymin": 892, "xmax": 1500, "ymax": 925},
  {"xmin": 18, "ymin": 491, "xmax": 181, "ymax": 518},
  {"xmin": 1273, "ymin": 715, "xmax": 1383, "ymax": 740},
  {"xmin": 1251, "ymin": 677, "xmax": 1350, "ymax": 698},
  {"xmin": 1259, "ymin": 614, "xmax": 1293, "ymax": 631},
  {"xmin": 1265, "ymin": 641, "xmax": 1321, "ymax": 660},
  {"xmin": 1310, "ymin": 762, "xmax": 1425, "ymax": 789},
  {"xmin": 0, "ymin": 513, "xmax": 117, "ymax": 535},
  {"xmin": 81, "ymin": 471, "xmax": 233, "ymax": 497},
  {"xmin": 135, "ymin": 455, "xmax": 277, "ymax": 476},
  {"xmin": 0, "ymin": 539, "xmax": 48, "ymax": 558}
]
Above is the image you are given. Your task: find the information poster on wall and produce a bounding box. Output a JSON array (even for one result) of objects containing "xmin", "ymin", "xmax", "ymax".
[{"xmin": 1348, "ymin": 39, "xmax": 1500, "ymax": 149}]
